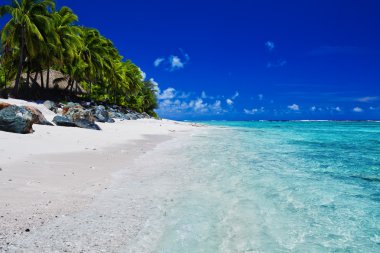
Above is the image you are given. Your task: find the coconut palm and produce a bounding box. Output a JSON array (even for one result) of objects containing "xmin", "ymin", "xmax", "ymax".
[
  {"xmin": 44, "ymin": 6, "xmax": 82, "ymax": 89},
  {"xmin": 0, "ymin": 0, "xmax": 55, "ymax": 96}
]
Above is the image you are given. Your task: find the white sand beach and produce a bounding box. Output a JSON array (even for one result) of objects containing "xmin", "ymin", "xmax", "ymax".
[{"xmin": 0, "ymin": 99, "xmax": 205, "ymax": 252}]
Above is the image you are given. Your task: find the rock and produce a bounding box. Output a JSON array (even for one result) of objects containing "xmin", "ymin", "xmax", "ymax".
[
  {"xmin": 52, "ymin": 116, "xmax": 77, "ymax": 127},
  {"xmin": 0, "ymin": 105, "xmax": 34, "ymax": 134},
  {"xmin": 141, "ymin": 112, "xmax": 151, "ymax": 119},
  {"xmin": 107, "ymin": 118, "xmax": 115, "ymax": 123},
  {"xmin": 74, "ymin": 119, "xmax": 101, "ymax": 130},
  {"xmin": 63, "ymin": 106, "xmax": 95, "ymax": 123},
  {"xmin": 0, "ymin": 102, "xmax": 11, "ymax": 110},
  {"xmin": 125, "ymin": 113, "xmax": 138, "ymax": 120},
  {"xmin": 61, "ymin": 102, "xmax": 80, "ymax": 114},
  {"xmin": 92, "ymin": 105, "xmax": 109, "ymax": 123},
  {"xmin": 43, "ymin": 100, "xmax": 57, "ymax": 113},
  {"xmin": 21, "ymin": 106, "xmax": 53, "ymax": 126}
]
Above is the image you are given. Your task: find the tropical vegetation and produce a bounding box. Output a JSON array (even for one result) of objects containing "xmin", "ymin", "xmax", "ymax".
[{"xmin": 0, "ymin": 0, "xmax": 158, "ymax": 117}]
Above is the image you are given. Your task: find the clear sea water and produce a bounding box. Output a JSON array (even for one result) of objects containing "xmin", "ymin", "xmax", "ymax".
[{"xmin": 137, "ymin": 121, "xmax": 380, "ymax": 253}]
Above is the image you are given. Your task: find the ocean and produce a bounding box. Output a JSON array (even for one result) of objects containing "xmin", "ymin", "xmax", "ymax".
[{"xmin": 133, "ymin": 121, "xmax": 380, "ymax": 253}]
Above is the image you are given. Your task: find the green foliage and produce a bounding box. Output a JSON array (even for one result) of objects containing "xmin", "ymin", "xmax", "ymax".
[
  {"xmin": 0, "ymin": 62, "xmax": 5, "ymax": 89},
  {"xmin": 0, "ymin": 0, "xmax": 158, "ymax": 116}
]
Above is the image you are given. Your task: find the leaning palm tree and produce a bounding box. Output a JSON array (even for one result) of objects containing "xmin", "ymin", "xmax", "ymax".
[{"xmin": 0, "ymin": 0, "xmax": 55, "ymax": 96}]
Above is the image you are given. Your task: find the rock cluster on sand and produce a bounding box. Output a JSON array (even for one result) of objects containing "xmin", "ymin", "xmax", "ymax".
[
  {"xmin": 0, "ymin": 100, "xmax": 153, "ymax": 134},
  {"xmin": 46, "ymin": 100, "xmax": 152, "ymax": 123}
]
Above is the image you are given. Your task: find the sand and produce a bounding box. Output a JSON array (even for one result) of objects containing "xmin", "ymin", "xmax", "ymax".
[{"xmin": 0, "ymin": 99, "xmax": 205, "ymax": 252}]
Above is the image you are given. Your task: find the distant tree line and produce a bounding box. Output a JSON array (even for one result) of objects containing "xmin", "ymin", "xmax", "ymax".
[{"xmin": 0, "ymin": 0, "xmax": 158, "ymax": 116}]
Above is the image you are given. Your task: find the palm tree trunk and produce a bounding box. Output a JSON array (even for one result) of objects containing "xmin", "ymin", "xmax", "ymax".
[
  {"xmin": 40, "ymin": 71, "xmax": 44, "ymax": 90},
  {"xmin": 12, "ymin": 24, "xmax": 26, "ymax": 97},
  {"xmin": 46, "ymin": 67, "xmax": 50, "ymax": 90},
  {"xmin": 64, "ymin": 78, "xmax": 71, "ymax": 91},
  {"xmin": 26, "ymin": 68, "xmax": 30, "ymax": 88}
]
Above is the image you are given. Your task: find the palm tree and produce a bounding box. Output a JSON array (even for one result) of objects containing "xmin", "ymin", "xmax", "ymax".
[
  {"xmin": 0, "ymin": 0, "xmax": 55, "ymax": 96},
  {"xmin": 45, "ymin": 6, "xmax": 81, "ymax": 89},
  {"xmin": 78, "ymin": 27, "xmax": 107, "ymax": 95}
]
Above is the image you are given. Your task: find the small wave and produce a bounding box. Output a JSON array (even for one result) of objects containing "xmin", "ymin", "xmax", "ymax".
[{"xmin": 351, "ymin": 175, "xmax": 380, "ymax": 183}]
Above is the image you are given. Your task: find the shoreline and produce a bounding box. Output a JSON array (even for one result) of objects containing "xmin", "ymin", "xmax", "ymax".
[{"xmin": 0, "ymin": 112, "xmax": 206, "ymax": 251}]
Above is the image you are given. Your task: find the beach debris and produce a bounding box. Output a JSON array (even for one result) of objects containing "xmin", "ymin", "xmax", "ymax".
[
  {"xmin": 25, "ymin": 229, "xmax": 30, "ymax": 232},
  {"xmin": 0, "ymin": 105, "xmax": 35, "ymax": 134}
]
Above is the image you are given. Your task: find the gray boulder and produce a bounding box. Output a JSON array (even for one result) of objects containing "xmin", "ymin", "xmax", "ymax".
[
  {"xmin": 53, "ymin": 116, "xmax": 77, "ymax": 127},
  {"xmin": 125, "ymin": 113, "xmax": 138, "ymax": 120},
  {"xmin": 43, "ymin": 100, "xmax": 57, "ymax": 113},
  {"xmin": 141, "ymin": 112, "xmax": 151, "ymax": 119},
  {"xmin": 63, "ymin": 106, "xmax": 95, "ymax": 123},
  {"xmin": 107, "ymin": 118, "xmax": 115, "ymax": 123},
  {"xmin": 22, "ymin": 106, "xmax": 53, "ymax": 126},
  {"xmin": 74, "ymin": 119, "xmax": 101, "ymax": 130},
  {"xmin": 0, "ymin": 105, "xmax": 34, "ymax": 134},
  {"xmin": 93, "ymin": 105, "xmax": 109, "ymax": 123}
]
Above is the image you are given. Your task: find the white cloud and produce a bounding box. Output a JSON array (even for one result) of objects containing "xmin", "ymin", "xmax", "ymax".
[
  {"xmin": 369, "ymin": 106, "xmax": 376, "ymax": 110},
  {"xmin": 157, "ymin": 88, "xmax": 231, "ymax": 117},
  {"xmin": 244, "ymin": 107, "xmax": 264, "ymax": 115},
  {"xmin": 210, "ymin": 100, "xmax": 222, "ymax": 113},
  {"xmin": 177, "ymin": 92, "xmax": 191, "ymax": 99},
  {"xmin": 258, "ymin": 94, "xmax": 264, "ymax": 101},
  {"xmin": 231, "ymin": 91, "xmax": 239, "ymax": 100},
  {"xmin": 267, "ymin": 60, "xmax": 287, "ymax": 68},
  {"xmin": 149, "ymin": 78, "xmax": 160, "ymax": 94},
  {"xmin": 288, "ymin": 104, "xmax": 300, "ymax": 111},
  {"xmin": 356, "ymin": 96, "xmax": 379, "ymax": 103},
  {"xmin": 169, "ymin": 55, "xmax": 184, "ymax": 70},
  {"xmin": 353, "ymin": 107, "xmax": 363, "ymax": 112},
  {"xmin": 192, "ymin": 98, "xmax": 207, "ymax": 112},
  {"xmin": 138, "ymin": 68, "xmax": 146, "ymax": 81},
  {"xmin": 153, "ymin": 49, "xmax": 190, "ymax": 71},
  {"xmin": 334, "ymin": 106, "xmax": 342, "ymax": 112},
  {"xmin": 154, "ymin": 58, "xmax": 165, "ymax": 67},
  {"xmin": 310, "ymin": 106, "xmax": 317, "ymax": 112},
  {"xmin": 265, "ymin": 41, "xmax": 275, "ymax": 51},
  {"xmin": 226, "ymin": 99, "xmax": 233, "ymax": 105},
  {"xmin": 157, "ymin": 87, "xmax": 176, "ymax": 100}
]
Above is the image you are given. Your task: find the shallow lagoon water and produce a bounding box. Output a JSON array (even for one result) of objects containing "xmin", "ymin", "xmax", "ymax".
[{"xmin": 136, "ymin": 121, "xmax": 380, "ymax": 253}]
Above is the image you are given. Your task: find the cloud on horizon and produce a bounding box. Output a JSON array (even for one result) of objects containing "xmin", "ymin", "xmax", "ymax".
[
  {"xmin": 244, "ymin": 107, "xmax": 264, "ymax": 115},
  {"xmin": 156, "ymin": 88, "xmax": 229, "ymax": 117},
  {"xmin": 288, "ymin": 104, "xmax": 300, "ymax": 111},
  {"xmin": 353, "ymin": 107, "xmax": 363, "ymax": 112},
  {"xmin": 356, "ymin": 96, "xmax": 379, "ymax": 103}
]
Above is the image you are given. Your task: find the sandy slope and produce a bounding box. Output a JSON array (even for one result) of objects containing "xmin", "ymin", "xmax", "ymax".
[{"xmin": 0, "ymin": 99, "xmax": 204, "ymax": 252}]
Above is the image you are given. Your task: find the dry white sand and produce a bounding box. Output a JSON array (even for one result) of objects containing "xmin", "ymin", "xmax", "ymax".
[{"xmin": 0, "ymin": 99, "xmax": 205, "ymax": 252}]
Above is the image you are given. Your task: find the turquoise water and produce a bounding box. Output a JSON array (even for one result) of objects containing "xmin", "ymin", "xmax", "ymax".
[{"xmin": 157, "ymin": 121, "xmax": 380, "ymax": 252}]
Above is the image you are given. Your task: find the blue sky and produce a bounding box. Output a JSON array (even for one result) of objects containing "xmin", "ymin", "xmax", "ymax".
[{"xmin": 2, "ymin": 0, "xmax": 380, "ymax": 120}]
